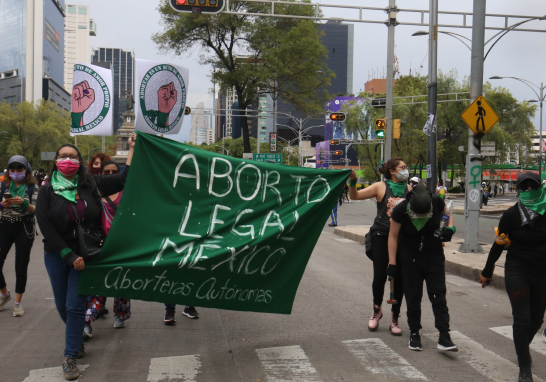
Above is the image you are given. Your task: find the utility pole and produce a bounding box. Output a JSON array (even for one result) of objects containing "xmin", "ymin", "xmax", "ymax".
[
  {"xmin": 384, "ymin": 0, "xmax": 397, "ymax": 160},
  {"xmin": 460, "ymin": 0, "xmax": 486, "ymax": 253},
  {"xmin": 426, "ymin": 0, "xmax": 438, "ymax": 193}
]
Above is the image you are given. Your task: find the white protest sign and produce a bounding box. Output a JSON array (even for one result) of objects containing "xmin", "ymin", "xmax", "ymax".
[
  {"xmin": 70, "ymin": 63, "xmax": 114, "ymax": 136},
  {"xmin": 422, "ymin": 113, "xmax": 436, "ymax": 136},
  {"xmin": 135, "ymin": 59, "xmax": 189, "ymax": 135}
]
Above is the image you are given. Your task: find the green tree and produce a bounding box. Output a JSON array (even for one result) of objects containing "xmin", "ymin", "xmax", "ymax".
[{"xmin": 152, "ymin": 0, "xmax": 334, "ymax": 153}]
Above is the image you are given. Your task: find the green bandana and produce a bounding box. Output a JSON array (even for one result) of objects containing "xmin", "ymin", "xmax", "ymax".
[
  {"xmin": 407, "ymin": 203, "xmax": 431, "ymax": 231},
  {"xmin": 387, "ymin": 180, "xmax": 406, "ymax": 197},
  {"xmin": 8, "ymin": 180, "xmax": 26, "ymax": 207},
  {"xmin": 519, "ymin": 186, "xmax": 546, "ymax": 215},
  {"xmin": 51, "ymin": 171, "xmax": 79, "ymax": 203}
]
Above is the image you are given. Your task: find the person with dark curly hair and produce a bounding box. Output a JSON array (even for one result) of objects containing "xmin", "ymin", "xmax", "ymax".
[
  {"xmin": 348, "ymin": 158, "xmax": 411, "ymax": 336},
  {"xmin": 36, "ymin": 134, "xmax": 135, "ymax": 381}
]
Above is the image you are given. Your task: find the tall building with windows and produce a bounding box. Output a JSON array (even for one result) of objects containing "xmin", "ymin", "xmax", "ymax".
[
  {"xmin": 91, "ymin": 47, "xmax": 135, "ymax": 132},
  {"xmin": 64, "ymin": 4, "xmax": 96, "ymax": 90},
  {"xmin": 0, "ymin": 0, "xmax": 69, "ymax": 109},
  {"xmin": 276, "ymin": 20, "xmax": 354, "ymax": 147}
]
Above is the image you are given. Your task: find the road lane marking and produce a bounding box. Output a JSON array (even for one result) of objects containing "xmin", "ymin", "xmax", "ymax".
[
  {"xmin": 342, "ymin": 338, "xmax": 427, "ymax": 380},
  {"xmin": 147, "ymin": 355, "xmax": 201, "ymax": 382},
  {"xmin": 256, "ymin": 345, "xmax": 321, "ymax": 382},
  {"xmin": 424, "ymin": 331, "xmax": 544, "ymax": 382},
  {"xmin": 23, "ymin": 365, "xmax": 89, "ymax": 381},
  {"xmin": 490, "ymin": 326, "xmax": 546, "ymax": 357}
]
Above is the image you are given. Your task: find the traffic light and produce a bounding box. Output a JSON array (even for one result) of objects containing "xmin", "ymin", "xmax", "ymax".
[
  {"xmin": 184, "ymin": 106, "xmax": 191, "ymax": 115},
  {"xmin": 393, "ymin": 119, "xmax": 401, "ymax": 139},
  {"xmin": 330, "ymin": 139, "xmax": 340, "ymax": 145},
  {"xmin": 169, "ymin": 0, "xmax": 224, "ymax": 13},
  {"xmin": 334, "ymin": 150, "xmax": 343, "ymax": 155},
  {"xmin": 375, "ymin": 119, "xmax": 386, "ymax": 138},
  {"xmin": 269, "ymin": 132, "xmax": 277, "ymax": 153},
  {"xmin": 317, "ymin": 160, "xmax": 323, "ymax": 164},
  {"xmin": 329, "ymin": 112, "xmax": 346, "ymax": 121}
]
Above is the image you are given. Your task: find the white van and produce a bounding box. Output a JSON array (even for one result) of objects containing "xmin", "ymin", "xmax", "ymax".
[{"xmin": 304, "ymin": 156, "xmax": 316, "ymax": 168}]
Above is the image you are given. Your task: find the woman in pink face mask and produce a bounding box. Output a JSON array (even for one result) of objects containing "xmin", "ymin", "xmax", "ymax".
[
  {"xmin": 0, "ymin": 155, "xmax": 38, "ymax": 319},
  {"xmin": 36, "ymin": 133, "xmax": 136, "ymax": 380}
]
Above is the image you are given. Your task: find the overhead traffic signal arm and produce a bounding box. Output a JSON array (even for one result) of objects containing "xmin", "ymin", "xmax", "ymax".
[{"xmin": 170, "ymin": 0, "xmax": 224, "ymax": 13}]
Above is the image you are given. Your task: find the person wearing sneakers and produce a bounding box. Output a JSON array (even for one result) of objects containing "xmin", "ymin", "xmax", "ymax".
[
  {"xmin": 0, "ymin": 156, "xmax": 38, "ymax": 317},
  {"xmin": 480, "ymin": 172, "xmax": 546, "ymax": 382},
  {"xmin": 388, "ymin": 185, "xmax": 458, "ymax": 353},
  {"xmin": 83, "ymin": 161, "xmax": 132, "ymax": 340},
  {"xmin": 164, "ymin": 304, "xmax": 199, "ymax": 324},
  {"xmin": 36, "ymin": 134, "xmax": 136, "ymax": 381},
  {"xmin": 348, "ymin": 158, "xmax": 410, "ymax": 335}
]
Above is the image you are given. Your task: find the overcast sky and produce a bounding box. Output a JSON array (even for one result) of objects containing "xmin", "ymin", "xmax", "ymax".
[{"xmin": 79, "ymin": 0, "xmax": 546, "ymax": 142}]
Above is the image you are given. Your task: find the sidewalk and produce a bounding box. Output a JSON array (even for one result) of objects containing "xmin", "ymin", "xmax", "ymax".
[{"xmin": 334, "ymin": 225, "xmax": 506, "ymax": 290}]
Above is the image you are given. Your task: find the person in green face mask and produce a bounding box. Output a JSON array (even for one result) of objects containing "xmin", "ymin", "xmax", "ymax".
[
  {"xmin": 480, "ymin": 172, "xmax": 546, "ymax": 382},
  {"xmin": 348, "ymin": 158, "xmax": 411, "ymax": 336}
]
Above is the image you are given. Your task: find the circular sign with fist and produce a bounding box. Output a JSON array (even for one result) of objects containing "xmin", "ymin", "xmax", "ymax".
[
  {"xmin": 71, "ymin": 65, "xmax": 110, "ymax": 133},
  {"xmin": 139, "ymin": 64, "xmax": 186, "ymax": 133}
]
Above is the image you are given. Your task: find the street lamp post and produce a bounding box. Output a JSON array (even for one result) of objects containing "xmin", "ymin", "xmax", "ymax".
[
  {"xmin": 490, "ymin": 76, "xmax": 545, "ymax": 179},
  {"xmin": 87, "ymin": 146, "xmax": 102, "ymax": 162}
]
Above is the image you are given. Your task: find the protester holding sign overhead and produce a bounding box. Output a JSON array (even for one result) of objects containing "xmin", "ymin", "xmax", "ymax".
[
  {"xmin": 36, "ymin": 133, "xmax": 136, "ymax": 381},
  {"xmin": 348, "ymin": 158, "xmax": 410, "ymax": 336},
  {"xmin": 0, "ymin": 156, "xmax": 38, "ymax": 318},
  {"xmin": 480, "ymin": 172, "xmax": 546, "ymax": 382}
]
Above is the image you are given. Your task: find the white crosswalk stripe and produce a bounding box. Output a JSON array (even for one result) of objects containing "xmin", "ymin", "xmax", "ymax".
[
  {"xmin": 424, "ymin": 331, "xmax": 544, "ymax": 382},
  {"xmin": 343, "ymin": 338, "xmax": 428, "ymax": 380},
  {"xmin": 147, "ymin": 355, "xmax": 201, "ymax": 382},
  {"xmin": 490, "ymin": 325, "xmax": 546, "ymax": 357},
  {"xmin": 256, "ymin": 345, "xmax": 322, "ymax": 382},
  {"xmin": 22, "ymin": 365, "xmax": 89, "ymax": 382}
]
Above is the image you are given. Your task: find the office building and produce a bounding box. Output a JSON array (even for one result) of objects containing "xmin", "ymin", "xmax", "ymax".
[
  {"xmin": 64, "ymin": 4, "xmax": 96, "ymax": 90},
  {"xmin": 0, "ymin": 0, "xmax": 70, "ymax": 108},
  {"xmin": 190, "ymin": 102, "xmax": 209, "ymax": 145},
  {"xmin": 206, "ymin": 129, "xmax": 215, "ymax": 145},
  {"xmin": 276, "ymin": 20, "xmax": 354, "ymax": 146},
  {"xmin": 91, "ymin": 47, "xmax": 135, "ymax": 132}
]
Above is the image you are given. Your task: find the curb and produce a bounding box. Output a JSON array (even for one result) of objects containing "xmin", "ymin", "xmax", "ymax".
[{"xmin": 334, "ymin": 226, "xmax": 506, "ymax": 290}]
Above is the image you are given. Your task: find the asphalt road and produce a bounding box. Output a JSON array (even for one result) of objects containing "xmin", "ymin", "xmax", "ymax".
[{"xmin": 2, "ymin": 200, "xmax": 545, "ymax": 382}]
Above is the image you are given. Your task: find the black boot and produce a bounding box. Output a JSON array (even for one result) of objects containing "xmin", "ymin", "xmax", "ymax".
[{"xmin": 518, "ymin": 364, "xmax": 533, "ymax": 382}]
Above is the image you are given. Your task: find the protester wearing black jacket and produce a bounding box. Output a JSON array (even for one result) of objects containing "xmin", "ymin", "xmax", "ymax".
[
  {"xmin": 480, "ymin": 172, "xmax": 546, "ymax": 382},
  {"xmin": 388, "ymin": 185, "xmax": 458, "ymax": 353},
  {"xmin": 36, "ymin": 133, "xmax": 135, "ymax": 381}
]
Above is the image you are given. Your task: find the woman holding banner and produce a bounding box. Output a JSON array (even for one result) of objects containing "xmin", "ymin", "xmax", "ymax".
[
  {"xmin": 36, "ymin": 133, "xmax": 136, "ymax": 381},
  {"xmin": 348, "ymin": 158, "xmax": 410, "ymax": 336},
  {"xmin": 83, "ymin": 161, "xmax": 131, "ymax": 340}
]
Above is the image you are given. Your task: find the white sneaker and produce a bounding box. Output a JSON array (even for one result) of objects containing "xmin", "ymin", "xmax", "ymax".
[
  {"xmin": 13, "ymin": 303, "xmax": 24, "ymax": 317},
  {"xmin": 0, "ymin": 293, "xmax": 11, "ymax": 311},
  {"xmin": 114, "ymin": 317, "xmax": 125, "ymax": 328}
]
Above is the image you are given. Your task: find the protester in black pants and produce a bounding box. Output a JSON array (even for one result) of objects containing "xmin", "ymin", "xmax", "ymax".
[
  {"xmin": 480, "ymin": 172, "xmax": 546, "ymax": 382},
  {"xmin": 0, "ymin": 156, "xmax": 38, "ymax": 317},
  {"xmin": 388, "ymin": 185, "xmax": 458, "ymax": 352},
  {"xmin": 349, "ymin": 158, "xmax": 410, "ymax": 335}
]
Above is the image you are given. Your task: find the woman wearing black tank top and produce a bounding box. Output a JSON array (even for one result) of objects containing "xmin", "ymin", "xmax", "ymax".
[{"xmin": 349, "ymin": 158, "xmax": 410, "ymax": 335}]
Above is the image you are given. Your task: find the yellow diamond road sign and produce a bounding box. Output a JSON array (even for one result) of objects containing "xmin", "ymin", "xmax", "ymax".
[{"xmin": 461, "ymin": 95, "xmax": 499, "ymax": 136}]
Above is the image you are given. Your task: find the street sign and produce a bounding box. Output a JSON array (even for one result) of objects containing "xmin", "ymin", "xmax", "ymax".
[
  {"xmin": 41, "ymin": 152, "xmax": 56, "ymax": 160},
  {"xmin": 481, "ymin": 141, "xmax": 495, "ymax": 156},
  {"xmin": 461, "ymin": 95, "xmax": 499, "ymax": 136},
  {"xmin": 269, "ymin": 132, "xmax": 277, "ymax": 153},
  {"xmin": 253, "ymin": 153, "xmax": 282, "ymax": 164}
]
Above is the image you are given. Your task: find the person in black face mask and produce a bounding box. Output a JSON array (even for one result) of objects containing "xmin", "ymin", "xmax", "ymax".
[
  {"xmin": 480, "ymin": 172, "xmax": 546, "ymax": 382},
  {"xmin": 388, "ymin": 185, "xmax": 458, "ymax": 352}
]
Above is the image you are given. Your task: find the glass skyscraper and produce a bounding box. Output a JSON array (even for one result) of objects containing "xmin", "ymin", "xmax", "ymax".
[
  {"xmin": 92, "ymin": 47, "xmax": 135, "ymax": 132},
  {"xmin": 0, "ymin": 0, "xmax": 68, "ymax": 108}
]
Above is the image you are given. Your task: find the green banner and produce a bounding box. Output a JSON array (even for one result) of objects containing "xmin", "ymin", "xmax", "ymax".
[{"xmin": 78, "ymin": 132, "xmax": 350, "ymax": 314}]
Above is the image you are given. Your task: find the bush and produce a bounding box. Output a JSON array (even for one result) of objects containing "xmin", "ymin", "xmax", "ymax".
[{"xmin": 449, "ymin": 186, "xmax": 461, "ymax": 193}]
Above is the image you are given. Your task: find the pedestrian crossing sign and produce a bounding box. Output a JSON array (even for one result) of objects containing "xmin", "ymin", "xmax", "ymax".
[{"xmin": 461, "ymin": 95, "xmax": 499, "ymax": 136}]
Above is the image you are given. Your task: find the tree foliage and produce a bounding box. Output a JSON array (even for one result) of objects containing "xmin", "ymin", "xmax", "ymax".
[
  {"xmin": 152, "ymin": 0, "xmax": 334, "ymax": 153},
  {"xmin": 0, "ymin": 101, "xmax": 117, "ymax": 171}
]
